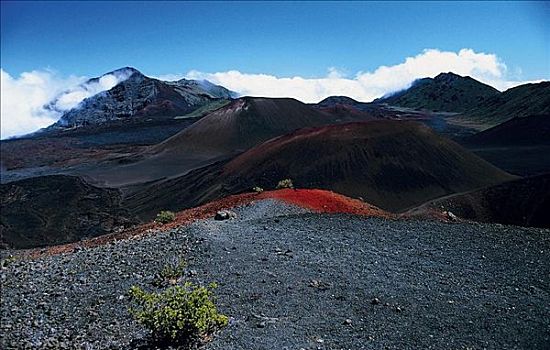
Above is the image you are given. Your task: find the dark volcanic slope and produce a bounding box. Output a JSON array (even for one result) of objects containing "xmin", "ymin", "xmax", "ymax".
[
  {"xmin": 375, "ymin": 72, "xmax": 500, "ymax": 112},
  {"xmin": 314, "ymin": 95, "xmax": 395, "ymax": 119},
  {"xmin": 222, "ymin": 121, "xmax": 513, "ymax": 211},
  {"xmin": 127, "ymin": 120, "xmax": 513, "ymax": 218},
  {"xmin": 411, "ymin": 173, "xmax": 550, "ymax": 228},
  {"xmin": 463, "ymin": 81, "xmax": 550, "ymax": 128},
  {"xmin": 316, "ymin": 95, "xmax": 363, "ymax": 108},
  {"xmin": 465, "ymin": 115, "xmax": 550, "ymax": 146},
  {"xmin": 49, "ymin": 67, "xmax": 234, "ymax": 129},
  {"xmin": 83, "ymin": 97, "xmax": 336, "ymax": 187},
  {"xmin": 461, "ymin": 115, "xmax": 550, "ymax": 177},
  {"xmin": 315, "ymin": 103, "xmax": 380, "ymax": 122},
  {"xmin": 152, "ymin": 97, "xmax": 334, "ymax": 156},
  {"xmin": 0, "ymin": 175, "xmax": 136, "ymax": 249}
]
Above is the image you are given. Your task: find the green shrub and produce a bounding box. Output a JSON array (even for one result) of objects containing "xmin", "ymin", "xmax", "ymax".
[
  {"xmin": 153, "ymin": 258, "xmax": 187, "ymax": 287},
  {"xmin": 155, "ymin": 210, "xmax": 175, "ymax": 224},
  {"xmin": 252, "ymin": 186, "xmax": 264, "ymax": 193},
  {"xmin": 129, "ymin": 283, "xmax": 228, "ymax": 344},
  {"xmin": 276, "ymin": 178, "xmax": 294, "ymax": 189},
  {"xmin": 1, "ymin": 255, "xmax": 17, "ymax": 268}
]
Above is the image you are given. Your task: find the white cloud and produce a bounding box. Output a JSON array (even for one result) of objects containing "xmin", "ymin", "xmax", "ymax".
[
  {"xmin": 0, "ymin": 69, "xmax": 133, "ymax": 139},
  {"xmin": 1, "ymin": 48, "xmax": 544, "ymax": 139},
  {"xmin": 185, "ymin": 48, "xmax": 542, "ymax": 103},
  {"xmin": 154, "ymin": 73, "xmax": 186, "ymax": 82},
  {"xmin": 52, "ymin": 70, "xmax": 133, "ymax": 111},
  {"xmin": 1, "ymin": 69, "xmax": 81, "ymax": 139}
]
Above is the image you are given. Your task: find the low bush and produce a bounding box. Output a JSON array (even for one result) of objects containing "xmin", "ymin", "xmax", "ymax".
[
  {"xmin": 129, "ymin": 282, "xmax": 228, "ymax": 345},
  {"xmin": 252, "ymin": 186, "xmax": 264, "ymax": 193},
  {"xmin": 155, "ymin": 210, "xmax": 175, "ymax": 224},
  {"xmin": 276, "ymin": 178, "xmax": 294, "ymax": 189},
  {"xmin": 1, "ymin": 255, "xmax": 17, "ymax": 268},
  {"xmin": 153, "ymin": 258, "xmax": 187, "ymax": 287}
]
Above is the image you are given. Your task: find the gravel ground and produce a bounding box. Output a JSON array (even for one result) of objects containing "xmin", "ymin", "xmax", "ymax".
[{"xmin": 1, "ymin": 199, "xmax": 549, "ymax": 349}]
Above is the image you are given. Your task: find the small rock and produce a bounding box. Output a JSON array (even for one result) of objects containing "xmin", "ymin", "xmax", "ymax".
[
  {"xmin": 443, "ymin": 211, "xmax": 458, "ymax": 221},
  {"xmin": 395, "ymin": 306, "xmax": 403, "ymax": 313},
  {"xmin": 343, "ymin": 318, "xmax": 352, "ymax": 325},
  {"xmin": 215, "ymin": 210, "xmax": 237, "ymax": 221},
  {"xmin": 309, "ymin": 279, "xmax": 330, "ymax": 290},
  {"xmin": 257, "ymin": 321, "xmax": 266, "ymax": 328},
  {"xmin": 371, "ymin": 297, "xmax": 380, "ymax": 305}
]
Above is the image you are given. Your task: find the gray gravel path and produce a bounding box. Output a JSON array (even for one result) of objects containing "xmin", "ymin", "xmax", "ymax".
[{"xmin": 1, "ymin": 199, "xmax": 549, "ymax": 349}]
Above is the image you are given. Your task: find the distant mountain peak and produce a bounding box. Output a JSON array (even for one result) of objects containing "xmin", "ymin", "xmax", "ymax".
[
  {"xmin": 434, "ymin": 71, "xmax": 462, "ymax": 80},
  {"xmin": 317, "ymin": 96, "xmax": 360, "ymax": 106},
  {"xmin": 375, "ymin": 72, "xmax": 500, "ymax": 112},
  {"xmin": 46, "ymin": 68, "xmax": 235, "ymax": 130},
  {"xmin": 107, "ymin": 66, "xmax": 142, "ymax": 75}
]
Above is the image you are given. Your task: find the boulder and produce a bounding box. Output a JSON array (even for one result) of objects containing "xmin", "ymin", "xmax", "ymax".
[{"xmin": 214, "ymin": 210, "xmax": 237, "ymax": 221}]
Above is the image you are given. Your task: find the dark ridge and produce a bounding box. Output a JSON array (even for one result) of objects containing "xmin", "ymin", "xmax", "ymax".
[
  {"xmin": 465, "ymin": 115, "xmax": 550, "ymax": 146},
  {"xmin": 0, "ymin": 175, "xmax": 138, "ymax": 249},
  {"xmin": 411, "ymin": 173, "xmax": 550, "ymax": 228},
  {"xmin": 463, "ymin": 81, "xmax": 550, "ymax": 128}
]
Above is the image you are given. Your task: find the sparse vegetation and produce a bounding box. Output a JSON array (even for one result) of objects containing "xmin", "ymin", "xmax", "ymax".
[
  {"xmin": 153, "ymin": 257, "xmax": 187, "ymax": 287},
  {"xmin": 276, "ymin": 178, "xmax": 294, "ymax": 189},
  {"xmin": 173, "ymin": 99, "xmax": 231, "ymax": 119},
  {"xmin": 252, "ymin": 186, "xmax": 264, "ymax": 193},
  {"xmin": 1, "ymin": 255, "xmax": 17, "ymax": 268},
  {"xmin": 129, "ymin": 282, "xmax": 228, "ymax": 345},
  {"xmin": 155, "ymin": 210, "xmax": 176, "ymax": 224}
]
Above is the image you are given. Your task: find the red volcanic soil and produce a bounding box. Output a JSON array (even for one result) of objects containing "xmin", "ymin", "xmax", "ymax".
[
  {"xmin": 24, "ymin": 189, "xmax": 390, "ymax": 257},
  {"xmin": 268, "ymin": 188, "xmax": 390, "ymax": 217}
]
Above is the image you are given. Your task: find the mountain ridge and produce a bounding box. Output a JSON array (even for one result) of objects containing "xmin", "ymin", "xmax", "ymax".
[
  {"xmin": 47, "ymin": 67, "xmax": 236, "ymax": 130},
  {"xmin": 375, "ymin": 72, "xmax": 500, "ymax": 112},
  {"xmin": 458, "ymin": 81, "xmax": 550, "ymax": 128}
]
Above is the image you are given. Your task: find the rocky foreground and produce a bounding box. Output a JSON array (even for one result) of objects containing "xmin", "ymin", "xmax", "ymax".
[{"xmin": 1, "ymin": 199, "xmax": 549, "ymax": 349}]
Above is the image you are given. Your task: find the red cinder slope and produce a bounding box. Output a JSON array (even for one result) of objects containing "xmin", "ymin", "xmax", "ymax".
[
  {"xmin": 223, "ymin": 120, "xmax": 514, "ymax": 212},
  {"xmin": 268, "ymin": 189, "xmax": 390, "ymax": 217},
  {"xmin": 25, "ymin": 189, "xmax": 390, "ymax": 257}
]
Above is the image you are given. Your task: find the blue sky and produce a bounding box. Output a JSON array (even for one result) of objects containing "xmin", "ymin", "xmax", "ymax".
[
  {"xmin": 1, "ymin": 1, "xmax": 549, "ymax": 138},
  {"xmin": 1, "ymin": 1, "xmax": 548, "ymax": 79}
]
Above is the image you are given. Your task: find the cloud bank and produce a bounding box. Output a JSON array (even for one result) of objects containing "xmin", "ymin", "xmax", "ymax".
[
  {"xmin": 1, "ymin": 48, "xmax": 544, "ymax": 139},
  {"xmin": 0, "ymin": 69, "xmax": 132, "ymax": 139},
  {"xmin": 184, "ymin": 49, "xmax": 542, "ymax": 103}
]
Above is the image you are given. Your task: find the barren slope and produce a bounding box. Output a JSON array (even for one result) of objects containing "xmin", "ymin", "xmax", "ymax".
[
  {"xmin": 410, "ymin": 173, "xmax": 550, "ymax": 228},
  {"xmin": 126, "ymin": 120, "xmax": 514, "ymax": 218},
  {"xmin": 152, "ymin": 97, "xmax": 334, "ymax": 156},
  {"xmin": 0, "ymin": 175, "xmax": 137, "ymax": 249}
]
